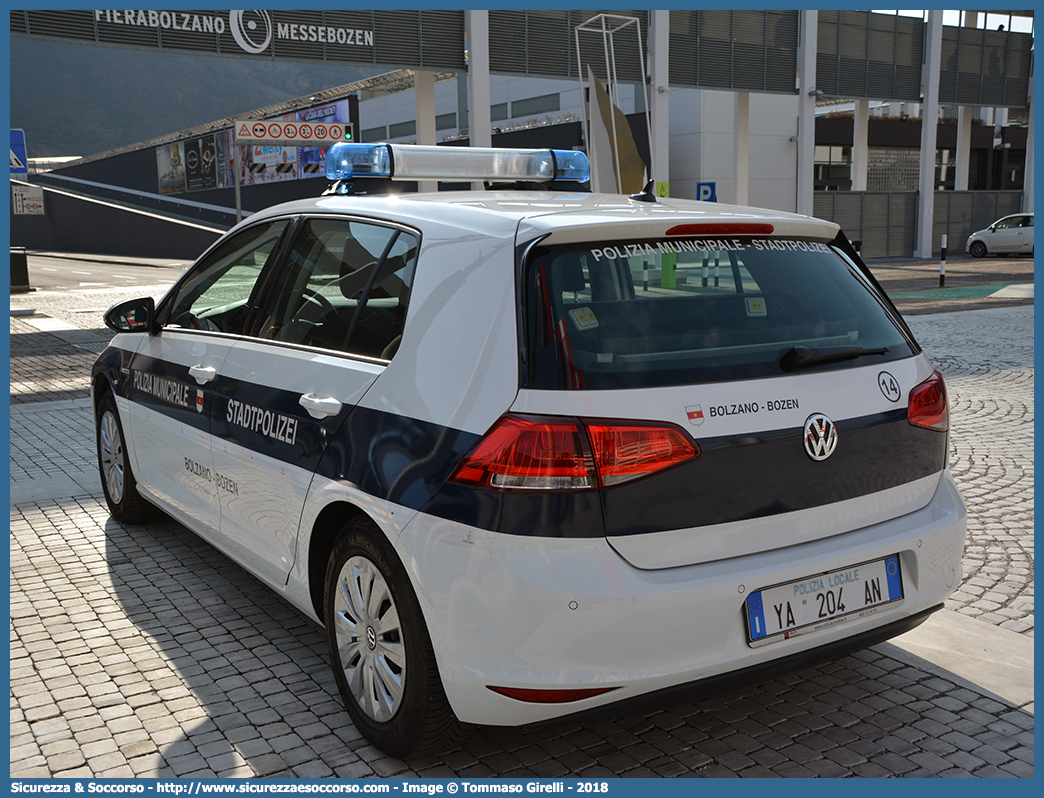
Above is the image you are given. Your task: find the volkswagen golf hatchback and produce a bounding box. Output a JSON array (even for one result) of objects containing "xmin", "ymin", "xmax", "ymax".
[{"xmin": 94, "ymin": 143, "xmax": 966, "ymax": 757}]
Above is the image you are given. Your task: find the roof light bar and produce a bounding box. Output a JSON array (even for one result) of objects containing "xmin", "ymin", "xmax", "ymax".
[{"xmin": 326, "ymin": 143, "xmax": 590, "ymax": 184}]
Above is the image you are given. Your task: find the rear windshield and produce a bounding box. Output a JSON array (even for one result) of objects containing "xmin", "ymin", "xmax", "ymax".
[{"xmin": 524, "ymin": 236, "xmax": 916, "ymax": 390}]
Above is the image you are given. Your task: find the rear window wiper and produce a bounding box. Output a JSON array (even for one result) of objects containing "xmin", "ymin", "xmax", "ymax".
[{"xmin": 780, "ymin": 344, "xmax": 888, "ymax": 372}]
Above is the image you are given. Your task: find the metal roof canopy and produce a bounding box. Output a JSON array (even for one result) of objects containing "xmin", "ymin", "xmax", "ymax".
[
  {"xmin": 65, "ymin": 69, "xmax": 455, "ymax": 167},
  {"xmin": 12, "ymin": 9, "xmax": 1033, "ymax": 172},
  {"xmin": 13, "ymin": 9, "xmax": 1032, "ymax": 119}
]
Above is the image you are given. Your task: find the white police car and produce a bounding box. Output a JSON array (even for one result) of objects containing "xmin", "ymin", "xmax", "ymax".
[{"xmin": 94, "ymin": 143, "xmax": 966, "ymax": 757}]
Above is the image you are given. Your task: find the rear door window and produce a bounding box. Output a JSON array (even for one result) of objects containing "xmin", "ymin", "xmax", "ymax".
[{"xmin": 525, "ymin": 237, "xmax": 915, "ymax": 389}]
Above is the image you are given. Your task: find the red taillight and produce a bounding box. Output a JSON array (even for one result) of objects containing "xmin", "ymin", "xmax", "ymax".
[
  {"xmin": 585, "ymin": 422, "xmax": 698, "ymax": 486},
  {"xmin": 451, "ymin": 416, "xmax": 595, "ymax": 490},
  {"xmin": 908, "ymin": 371, "xmax": 949, "ymax": 431},
  {"xmin": 665, "ymin": 223, "xmax": 774, "ymax": 236},
  {"xmin": 450, "ymin": 415, "xmax": 698, "ymax": 491},
  {"xmin": 487, "ymin": 685, "xmax": 620, "ymax": 704}
]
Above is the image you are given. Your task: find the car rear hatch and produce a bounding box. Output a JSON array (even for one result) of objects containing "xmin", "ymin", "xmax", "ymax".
[{"xmin": 499, "ymin": 219, "xmax": 951, "ymax": 569}]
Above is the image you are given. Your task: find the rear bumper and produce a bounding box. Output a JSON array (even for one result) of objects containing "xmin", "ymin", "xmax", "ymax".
[
  {"xmin": 397, "ymin": 471, "xmax": 966, "ymax": 727},
  {"xmin": 554, "ymin": 603, "xmax": 940, "ymax": 725}
]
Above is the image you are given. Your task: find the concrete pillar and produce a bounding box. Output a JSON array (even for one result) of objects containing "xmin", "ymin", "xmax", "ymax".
[
  {"xmin": 914, "ymin": 10, "xmax": 943, "ymax": 258},
  {"xmin": 795, "ymin": 10, "xmax": 818, "ymax": 217},
  {"xmin": 465, "ymin": 10, "xmax": 492, "ymax": 192},
  {"xmin": 852, "ymin": 99, "xmax": 869, "ymax": 191},
  {"xmin": 650, "ymin": 10, "xmax": 670, "ymax": 195},
  {"xmin": 415, "ymin": 71, "xmax": 436, "ymax": 192},
  {"xmin": 955, "ymin": 106, "xmax": 973, "ymax": 190},
  {"xmin": 956, "ymin": 2, "xmax": 979, "ymax": 190},
  {"xmin": 465, "ymin": 11, "xmax": 492, "ymax": 150},
  {"xmin": 734, "ymin": 92, "xmax": 750, "ymax": 205}
]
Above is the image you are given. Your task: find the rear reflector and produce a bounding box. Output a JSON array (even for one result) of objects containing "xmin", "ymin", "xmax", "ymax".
[
  {"xmin": 487, "ymin": 685, "xmax": 620, "ymax": 704},
  {"xmin": 908, "ymin": 371, "xmax": 949, "ymax": 432},
  {"xmin": 450, "ymin": 415, "xmax": 698, "ymax": 491},
  {"xmin": 665, "ymin": 223, "xmax": 774, "ymax": 236}
]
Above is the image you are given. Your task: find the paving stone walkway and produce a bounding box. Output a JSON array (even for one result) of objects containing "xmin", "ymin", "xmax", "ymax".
[{"xmin": 906, "ymin": 308, "xmax": 1034, "ymax": 637}]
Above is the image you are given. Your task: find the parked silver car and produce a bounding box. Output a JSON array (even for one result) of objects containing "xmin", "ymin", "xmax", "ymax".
[{"xmin": 966, "ymin": 213, "xmax": 1034, "ymax": 257}]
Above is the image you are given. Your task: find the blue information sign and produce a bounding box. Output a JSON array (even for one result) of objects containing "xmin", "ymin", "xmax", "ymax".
[
  {"xmin": 11, "ymin": 129, "xmax": 29, "ymax": 174},
  {"xmin": 696, "ymin": 181, "xmax": 716, "ymax": 202}
]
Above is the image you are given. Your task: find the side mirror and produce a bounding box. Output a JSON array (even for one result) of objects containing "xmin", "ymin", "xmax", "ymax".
[{"xmin": 104, "ymin": 297, "xmax": 158, "ymax": 335}]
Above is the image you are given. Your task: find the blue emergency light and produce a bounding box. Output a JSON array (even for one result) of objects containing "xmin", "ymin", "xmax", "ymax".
[{"xmin": 325, "ymin": 143, "xmax": 590, "ymax": 185}]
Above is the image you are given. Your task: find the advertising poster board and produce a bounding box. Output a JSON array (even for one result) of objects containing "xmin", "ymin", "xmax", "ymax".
[
  {"xmin": 214, "ymin": 129, "xmax": 233, "ymax": 188},
  {"xmin": 156, "ymin": 142, "xmax": 186, "ymax": 194},
  {"xmin": 184, "ymin": 134, "xmax": 218, "ymax": 192}
]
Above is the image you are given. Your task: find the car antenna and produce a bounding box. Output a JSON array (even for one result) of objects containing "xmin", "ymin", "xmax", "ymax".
[
  {"xmin": 630, "ymin": 179, "xmax": 657, "ymax": 203},
  {"xmin": 323, "ymin": 179, "xmax": 353, "ymax": 196}
]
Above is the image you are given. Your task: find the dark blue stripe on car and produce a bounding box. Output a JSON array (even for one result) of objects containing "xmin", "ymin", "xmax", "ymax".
[
  {"xmin": 316, "ymin": 409, "xmax": 607, "ymax": 538},
  {"xmin": 97, "ymin": 350, "xmax": 947, "ymax": 540},
  {"xmin": 314, "ymin": 408, "xmax": 480, "ymax": 511},
  {"xmin": 598, "ymin": 409, "xmax": 947, "ymax": 538},
  {"xmin": 212, "ymin": 375, "xmax": 351, "ymax": 475},
  {"xmin": 92, "ymin": 346, "xmax": 130, "ymax": 396},
  {"xmin": 412, "ymin": 410, "xmax": 946, "ymax": 539},
  {"xmin": 421, "ymin": 482, "xmax": 607, "ymax": 539},
  {"xmin": 121, "ymin": 352, "xmax": 211, "ymax": 433}
]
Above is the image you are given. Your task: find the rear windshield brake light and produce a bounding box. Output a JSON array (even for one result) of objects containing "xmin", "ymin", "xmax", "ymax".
[{"xmin": 665, "ymin": 223, "xmax": 774, "ymax": 236}]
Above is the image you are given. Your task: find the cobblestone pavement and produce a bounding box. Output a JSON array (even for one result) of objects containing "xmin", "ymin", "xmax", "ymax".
[
  {"xmin": 907, "ymin": 309, "xmax": 1034, "ymax": 637},
  {"xmin": 9, "ymin": 258, "xmax": 1034, "ymax": 778}
]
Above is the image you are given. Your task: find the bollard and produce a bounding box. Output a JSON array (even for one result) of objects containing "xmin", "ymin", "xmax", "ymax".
[
  {"xmin": 939, "ymin": 234, "xmax": 947, "ymax": 287},
  {"xmin": 642, "ymin": 260, "xmax": 648, "ymax": 292},
  {"xmin": 11, "ymin": 247, "xmax": 31, "ymax": 294}
]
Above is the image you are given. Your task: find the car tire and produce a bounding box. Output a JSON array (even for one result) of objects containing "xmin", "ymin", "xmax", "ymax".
[
  {"xmin": 969, "ymin": 241, "xmax": 988, "ymax": 258},
  {"xmin": 324, "ymin": 519, "xmax": 463, "ymax": 758},
  {"xmin": 96, "ymin": 391, "xmax": 155, "ymax": 523}
]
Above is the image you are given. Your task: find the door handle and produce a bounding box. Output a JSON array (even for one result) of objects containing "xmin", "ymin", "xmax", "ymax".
[
  {"xmin": 188, "ymin": 365, "xmax": 217, "ymax": 384},
  {"xmin": 299, "ymin": 393, "xmax": 343, "ymax": 419}
]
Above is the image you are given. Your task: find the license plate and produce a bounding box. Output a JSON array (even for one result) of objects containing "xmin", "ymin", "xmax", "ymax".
[{"xmin": 745, "ymin": 555, "xmax": 904, "ymax": 647}]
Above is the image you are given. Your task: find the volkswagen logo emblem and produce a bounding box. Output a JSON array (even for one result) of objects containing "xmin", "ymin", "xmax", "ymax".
[
  {"xmin": 366, "ymin": 626, "xmax": 377, "ymax": 650},
  {"xmin": 803, "ymin": 414, "xmax": 838, "ymax": 461}
]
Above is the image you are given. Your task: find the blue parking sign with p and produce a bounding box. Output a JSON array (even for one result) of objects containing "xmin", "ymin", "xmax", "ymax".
[
  {"xmin": 11, "ymin": 129, "xmax": 29, "ymax": 174},
  {"xmin": 697, "ymin": 181, "xmax": 716, "ymax": 202}
]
